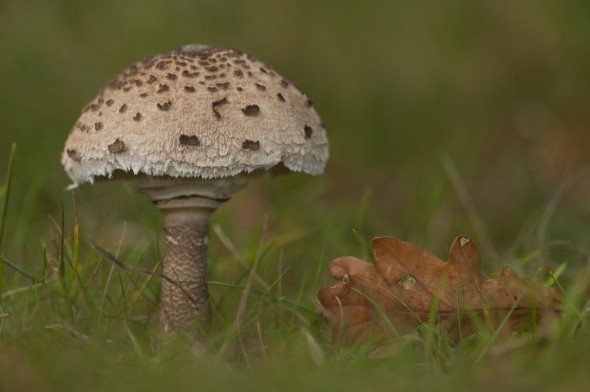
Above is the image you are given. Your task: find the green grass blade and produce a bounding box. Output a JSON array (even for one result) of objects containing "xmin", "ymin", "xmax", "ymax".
[
  {"xmin": 0, "ymin": 257, "xmax": 36, "ymax": 281},
  {"xmin": 0, "ymin": 143, "xmax": 16, "ymax": 252}
]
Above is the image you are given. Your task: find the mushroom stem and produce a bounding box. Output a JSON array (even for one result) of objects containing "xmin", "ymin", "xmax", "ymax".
[
  {"xmin": 156, "ymin": 196, "xmax": 219, "ymax": 333},
  {"xmin": 139, "ymin": 176, "xmax": 247, "ymax": 333}
]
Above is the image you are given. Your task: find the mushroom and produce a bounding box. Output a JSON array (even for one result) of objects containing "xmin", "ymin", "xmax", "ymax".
[{"xmin": 61, "ymin": 44, "xmax": 329, "ymax": 333}]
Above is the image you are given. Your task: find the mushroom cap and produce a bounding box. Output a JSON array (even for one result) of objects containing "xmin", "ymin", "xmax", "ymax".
[{"xmin": 62, "ymin": 45, "xmax": 329, "ymax": 184}]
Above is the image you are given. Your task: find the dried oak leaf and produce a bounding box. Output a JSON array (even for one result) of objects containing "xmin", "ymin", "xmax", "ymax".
[{"xmin": 317, "ymin": 236, "xmax": 561, "ymax": 345}]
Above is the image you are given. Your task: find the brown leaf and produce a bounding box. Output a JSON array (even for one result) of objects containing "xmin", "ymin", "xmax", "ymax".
[{"xmin": 317, "ymin": 236, "xmax": 561, "ymax": 345}]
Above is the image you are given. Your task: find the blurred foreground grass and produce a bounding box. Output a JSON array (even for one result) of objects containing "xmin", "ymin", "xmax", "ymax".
[{"xmin": 1, "ymin": 0, "xmax": 590, "ymax": 390}]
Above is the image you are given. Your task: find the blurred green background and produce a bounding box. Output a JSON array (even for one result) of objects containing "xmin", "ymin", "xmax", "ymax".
[{"xmin": 1, "ymin": 0, "xmax": 589, "ymax": 277}]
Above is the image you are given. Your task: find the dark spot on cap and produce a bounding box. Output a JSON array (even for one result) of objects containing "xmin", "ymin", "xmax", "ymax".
[
  {"xmin": 185, "ymin": 86, "xmax": 196, "ymax": 93},
  {"xmin": 277, "ymin": 93, "xmax": 285, "ymax": 102},
  {"xmin": 206, "ymin": 66, "xmax": 219, "ymax": 72},
  {"xmin": 207, "ymin": 86, "xmax": 218, "ymax": 93},
  {"xmin": 204, "ymin": 75, "xmax": 217, "ymax": 80},
  {"xmin": 233, "ymin": 69, "xmax": 244, "ymax": 78},
  {"xmin": 242, "ymin": 140, "xmax": 260, "ymax": 151},
  {"xmin": 212, "ymin": 97, "xmax": 228, "ymax": 120},
  {"xmin": 241, "ymin": 105, "xmax": 260, "ymax": 117},
  {"xmin": 156, "ymin": 60, "xmax": 171, "ymax": 70},
  {"xmin": 260, "ymin": 67, "xmax": 268, "ymax": 73},
  {"xmin": 98, "ymin": 111, "xmax": 103, "ymax": 116},
  {"xmin": 304, "ymin": 125, "xmax": 313, "ymax": 139},
  {"xmin": 157, "ymin": 100, "xmax": 172, "ymax": 111},
  {"xmin": 133, "ymin": 79, "xmax": 143, "ymax": 87},
  {"xmin": 105, "ymin": 99, "xmax": 114, "ymax": 106},
  {"xmin": 139, "ymin": 93, "xmax": 148, "ymax": 98},
  {"xmin": 305, "ymin": 99, "xmax": 313, "ymax": 107},
  {"xmin": 147, "ymin": 75, "xmax": 158, "ymax": 84},
  {"xmin": 133, "ymin": 113, "xmax": 142, "ymax": 121},
  {"xmin": 123, "ymin": 86, "xmax": 132, "ymax": 92},
  {"xmin": 119, "ymin": 104, "xmax": 128, "ymax": 113},
  {"xmin": 181, "ymin": 70, "xmax": 199, "ymax": 78},
  {"xmin": 94, "ymin": 122, "xmax": 103, "ymax": 131},
  {"xmin": 67, "ymin": 149, "xmax": 81, "ymax": 162},
  {"xmin": 237, "ymin": 87, "xmax": 243, "ymax": 92},
  {"xmin": 179, "ymin": 134, "xmax": 200, "ymax": 146},
  {"xmin": 216, "ymin": 82, "xmax": 230, "ymax": 90},
  {"xmin": 108, "ymin": 139, "xmax": 126, "ymax": 154},
  {"xmin": 280, "ymin": 79, "xmax": 289, "ymax": 88},
  {"xmin": 166, "ymin": 73, "xmax": 177, "ymax": 80},
  {"xmin": 84, "ymin": 102, "xmax": 99, "ymax": 113},
  {"xmin": 76, "ymin": 122, "xmax": 90, "ymax": 133},
  {"xmin": 255, "ymin": 83, "xmax": 266, "ymax": 91},
  {"xmin": 157, "ymin": 84, "xmax": 169, "ymax": 93}
]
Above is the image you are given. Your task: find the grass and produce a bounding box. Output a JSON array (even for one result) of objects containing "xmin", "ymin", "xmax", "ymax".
[{"xmin": 0, "ymin": 148, "xmax": 589, "ymax": 392}]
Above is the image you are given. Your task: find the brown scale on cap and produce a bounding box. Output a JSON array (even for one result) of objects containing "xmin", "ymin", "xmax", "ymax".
[
  {"xmin": 95, "ymin": 122, "xmax": 103, "ymax": 131},
  {"xmin": 179, "ymin": 134, "xmax": 200, "ymax": 146},
  {"xmin": 157, "ymin": 84, "xmax": 170, "ymax": 94},
  {"xmin": 184, "ymin": 86, "xmax": 196, "ymax": 93},
  {"xmin": 277, "ymin": 93, "xmax": 285, "ymax": 102},
  {"xmin": 157, "ymin": 100, "xmax": 172, "ymax": 111},
  {"xmin": 108, "ymin": 139, "xmax": 126, "ymax": 153},
  {"xmin": 146, "ymin": 75, "xmax": 158, "ymax": 84},
  {"xmin": 166, "ymin": 73, "xmax": 178, "ymax": 81},
  {"xmin": 216, "ymin": 82, "xmax": 230, "ymax": 91},
  {"xmin": 133, "ymin": 113, "xmax": 142, "ymax": 121},
  {"xmin": 119, "ymin": 104, "xmax": 128, "ymax": 113},
  {"xmin": 67, "ymin": 149, "xmax": 81, "ymax": 162},
  {"xmin": 156, "ymin": 60, "xmax": 171, "ymax": 70},
  {"xmin": 241, "ymin": 105, "xmax": 260, "ymax": 116},
  {"xmin": 105, "ymin": 99, "xmax": 114, "ymax": 106},
  {"xmin": 139, "ymin": 93, "xmax": 148, "ymax": 98},
  {"xmin": 255, "ymin": 83, "xmax": 266, "ymax": 91},
  {"xmin": 211, "ymin": 97, "xmax": 228, "ymax": 120},
  {"xmin": 304, "ymin": 125, "xmax": 313, "ymax": 139},
  {"xmin": 242, "ymin": 140, "xmax": 260, "ymax": 150},
  {"xmin": 181, "ymin": 70, "xmax": 199, "ymax": 78}
]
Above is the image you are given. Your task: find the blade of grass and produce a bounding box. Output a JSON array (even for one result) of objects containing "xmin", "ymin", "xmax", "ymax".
[
  {"xmin": 0, "ymin": 143, "xmax": 16, "ymax": 252},
  {"xmin": 0, "ymin": 257, "xmax": 36, "ymax": 281},
  {"xmin": 475, "ymin": 292, "xmax": 525, "ymax": 364},
  {"xmin": 68, "ymin": 193, "xmax": 80, "ymax": 297},
  {"xmin": 441, "ymin": 153, "xmax": 497, "ymax": 263},
  {"xmin": 352, "ymin": 228, "xmax": 374, "ymax": 263},
  {"xmin": 0, "ymin": 143, "xmax": 16, "ymax": 295}
]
